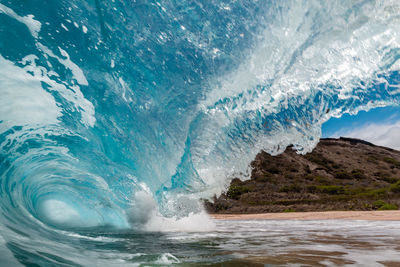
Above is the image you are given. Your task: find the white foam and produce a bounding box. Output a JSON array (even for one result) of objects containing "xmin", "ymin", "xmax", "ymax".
[
  {"xmin": 203, "ymin": 1, "xmax": 400, "ymax": 110},
  {"xmin": 0, "ymin": 3, "xmax": 41, "ymax": 38},
  {"xmin": 32, "ymin": 44, "xmax": 95, "ymax": 127},
  {"xmin": 154, "ymin": 253, "xmax": 180, "ymax": 265},
  {"xmin": 0, "ymin": 55, "xmax": 61, "ymax": 133},
  {"xmin": 55, "ymin": 46, "xmax": 88, "ymax": 86},
  {"xmin": 128, "ymin": 191, "xmax": 215, "ymax": 232},
  {"xmin": 118, "ymin": 77, "xmax": 133, "ymax": 102},
  {"xmin": 0, "ymin": 3, "xmax": 95, "ymax": 128},
  {"xmin": 143, "ymin": 211, "xmax": 216, "ymax": 232},
  {"xmin": 61, "ymin": 23, "xmax": 69, "ymax": 31},
  {"xmin": 188, "ymin": 0, "xmax": 400, "ymax": 200}
]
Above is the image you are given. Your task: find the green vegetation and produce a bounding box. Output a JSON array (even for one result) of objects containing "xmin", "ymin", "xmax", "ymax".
[
  {"xmin": 207, "ymin": 138, "xmax": 400, "ymax": 214},
  {"xmin": 283, "ymin": 208, "xmax": 295, "ymax": 212},
  {"xmin": 351, "ymin": 169, "xmax": 365, "ymax": 179},
  {"xmin": 279, "ymin": 184, "xmax": 302, "ymax": 193},
  {"xmin": 383, "ymin": 157, "xmax": 400, "ymax": 167},
  {"xmin": 373, "ymin": 200, "xmax": 398, "ymax": 210},
  {"xmin": 304, "ymin": 153, "xmax": 333, "ymax": 169},
  {"xmin": 389, "ymin": 181, "xmax": 400, "ymax": 193},
  {"xmin": 227, "ymin": 175, "xmax": 400, "ymax": 205},
  {"xmin": 304, "ymin": 174, "xmax": 330, "ymax": 184},
  {"xmin": 333, "ymin": 170, "xmax": 366, "ymax": 180},
  {"xmin": 373, "ymin": 200, "xmax": 387, "ymax": 208},
  {"xmin": 315, "ymin": 175, "xmax": 330, "ymax": 185},
  {"xmin": 316, "ymin": 185, "xmax": 345, "ymax": 195},
  {"xmin": 374, "ymin": 171, "xmax": 398, "ymax": 183},
  {"xmin": 335, "ymin": 171, "xmax": 353, "ymax": 180},
  {"xmin": 226, "ymin": 185, "xmax": 250, "ymax": 200},
  {"xmin": 384, "ymin": 177, "xmax": 398, "ymax": 184},
  {"xmin": 354, "ymin": 187, "xmax": 387, "ymax": 198},
  {"xmin": 254, "ymin": 172, "xmax": 272, "ymax": 182},
  {"xmin": 378, "ymin": 203, "xmax": 398, "ymax": 210}
]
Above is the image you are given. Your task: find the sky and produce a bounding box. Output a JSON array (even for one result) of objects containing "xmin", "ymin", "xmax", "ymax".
[{"xmin": 322, "ymin": 106, "xmax": 400, "ymax": 150}]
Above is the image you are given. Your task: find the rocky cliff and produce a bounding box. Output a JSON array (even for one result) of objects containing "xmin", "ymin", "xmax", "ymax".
[{"xmin": 205, "ymin": 137, "xmax": 400, "ymax": 213}]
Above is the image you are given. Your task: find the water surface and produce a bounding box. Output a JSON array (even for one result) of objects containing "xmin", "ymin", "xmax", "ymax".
[{"xmin": 4, "ymin": 219, "xmax": 400, "ymax": 266}]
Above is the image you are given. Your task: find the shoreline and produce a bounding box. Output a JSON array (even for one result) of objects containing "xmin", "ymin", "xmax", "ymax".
[{"xmin": 210, "ymin": 210, "xmax": 400, "ymax": 221}]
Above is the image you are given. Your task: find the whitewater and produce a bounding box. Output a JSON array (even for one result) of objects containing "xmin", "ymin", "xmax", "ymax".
[{"xmin": 0, "ymin": 0, "xmax": 400, "ymax": 265}]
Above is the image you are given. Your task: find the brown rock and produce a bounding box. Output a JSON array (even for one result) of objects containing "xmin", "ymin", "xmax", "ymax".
[{"xmin": 204, "ymin": 137, "xmax": 400, "ymax": 214}]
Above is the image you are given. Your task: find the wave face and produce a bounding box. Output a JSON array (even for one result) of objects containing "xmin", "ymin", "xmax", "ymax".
[{"xmin": 0, "ymin": 0, "xmax": 400, "ymax": 265}]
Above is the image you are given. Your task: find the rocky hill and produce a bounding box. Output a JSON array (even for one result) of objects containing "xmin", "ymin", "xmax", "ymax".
[{"xmin": 205, "ymin": 137, "xmax": 400, "ymax": 213}]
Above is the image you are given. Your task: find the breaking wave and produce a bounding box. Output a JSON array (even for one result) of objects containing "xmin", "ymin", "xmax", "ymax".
[{"xmin": 0, "ymin": 0, "xmax": 399, "ymax": 265}]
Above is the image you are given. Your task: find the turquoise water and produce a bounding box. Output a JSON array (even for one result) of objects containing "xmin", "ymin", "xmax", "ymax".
[{"xmin": 1, "ymin": 0, "xmax": 400, "ymax": 265}]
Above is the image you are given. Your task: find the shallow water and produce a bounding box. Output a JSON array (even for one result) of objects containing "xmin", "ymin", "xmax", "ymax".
[
  {"xmin": 1, "ymin": 1, "xmax": 400, "ymax": 265},
  {"xmin": 3, "ymin": 219, "xmax": 400, "ymax": 266}
]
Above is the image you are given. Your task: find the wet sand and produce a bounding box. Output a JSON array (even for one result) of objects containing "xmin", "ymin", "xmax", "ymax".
[
  {"xmin": 211, "ymin": 210, "xmax": 400, "ymax": 221},
  {"xmin": 207, "ymin": 218, "xmax": 400, "ymax": 266}
]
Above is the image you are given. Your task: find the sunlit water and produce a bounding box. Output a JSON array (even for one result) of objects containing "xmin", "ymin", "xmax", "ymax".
[
  {"xmin": 1, "ymin": 0, "xmax": 400, "ymax": 265},
  {"xmin": 2, "ymin": 218, "xmax": 400, "ymax": 266}
]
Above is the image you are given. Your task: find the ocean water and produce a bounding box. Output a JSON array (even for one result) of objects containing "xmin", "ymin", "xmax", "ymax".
[
  {"xmin": 2, "ymin": 218, "xmax": 400, "ymax": 266},
  {"xmin": 0, "ymin": 0, "xmax": 400, "ymax": 265}
]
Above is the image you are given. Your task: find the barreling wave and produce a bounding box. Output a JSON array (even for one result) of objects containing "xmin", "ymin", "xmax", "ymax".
[{"xmin": 0, "ymin": 0, "xmax": 399, "ymax": 265}]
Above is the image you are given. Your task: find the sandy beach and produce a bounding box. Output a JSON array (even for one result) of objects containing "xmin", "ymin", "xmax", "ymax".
[{"xmin": 211, "ymin": 210, "xmax": 400, "ymax": 221}]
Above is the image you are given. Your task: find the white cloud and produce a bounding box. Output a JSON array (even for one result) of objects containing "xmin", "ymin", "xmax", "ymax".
[{"xmin": 331, "ymin": 121, "xmax": 400, "ymax": 150}]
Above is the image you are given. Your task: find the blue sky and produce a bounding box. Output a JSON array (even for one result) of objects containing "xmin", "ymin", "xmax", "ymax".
[{"xmin": 322, "ymin": 106, "xmax": 400, "ymax": 150}]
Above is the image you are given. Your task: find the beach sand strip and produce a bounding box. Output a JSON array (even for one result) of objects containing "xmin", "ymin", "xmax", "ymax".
[{"xmin": 211, "ymin": 210, "xmax": 400, "ymax": 221}]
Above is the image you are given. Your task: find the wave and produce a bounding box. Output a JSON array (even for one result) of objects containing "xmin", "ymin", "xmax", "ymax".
[{"xmin": 0, "ymin": 0, "xmax": 399, "ymax": 264}]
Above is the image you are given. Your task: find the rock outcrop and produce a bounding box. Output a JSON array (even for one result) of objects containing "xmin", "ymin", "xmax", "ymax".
[{"xmin": 205, "ymin": 137, "xmax": 400, "ymax": 213}]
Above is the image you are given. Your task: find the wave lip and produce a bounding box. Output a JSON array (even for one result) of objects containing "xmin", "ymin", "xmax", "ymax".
[{"xmin": 0, "ymin": 0, "xmax": 399, "ymax": 265}]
